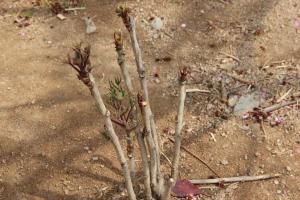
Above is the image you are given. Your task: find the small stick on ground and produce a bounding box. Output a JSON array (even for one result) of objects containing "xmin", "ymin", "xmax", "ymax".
[
  {"xmin": 186, "ymin": 88, "xmax": 211, "ymax": 93},
  {"xmin": 292, "ymin": 91, "xmax": 300, "ymax": 97},
  {"xmin": 209, "ymin": 132, "xmax": 217, "ymax": 142},
  {"xmin": 161, "ymin": 151, "xmax": 172, "ymax": 167},
  {"xmin": 263, "ymin": 100, "xmax": 298, "ymax": 113},
  {"xmin": 220, "ymin": 78, "xmax": 227, "ymax": 103},
  {"xmin": 220, "ymin": 52, "xmax": 241, "ymax": 63},
  {"xmin": 276, "ymin": 88, "xmax": 293, "ymax": 103},
  {"xmin": 260, "ymin": 121, "xmax": 267, "ymax": 136},
  {"xmin": 65, "ymin": 7, "xmax": 86, "ymax": 11},
  {"xmin": 168, "ymin": 137, "xmax": 220, "ymax": 178},
  {"xmin": 262, "ymin": 58, "xmax": 272, "ymax": 69},
  {"xmin": 190, "ymin": 174, "xmax": 281, "ymax": 185},
  {"xmin": 226, "ymin": 73, "xmax": 254, "ymax": 85}
]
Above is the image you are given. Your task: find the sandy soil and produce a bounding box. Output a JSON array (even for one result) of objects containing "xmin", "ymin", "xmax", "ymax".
[{"xmin": 0, "ymin": 0, "xmax": 300, "ymax": 199}]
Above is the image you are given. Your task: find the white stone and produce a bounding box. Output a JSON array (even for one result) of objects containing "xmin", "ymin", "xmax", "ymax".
[
  {"xmin": 220, "ymin": 159, "xmax": 229, "ymax": 165},
  {"xmin": 84, "ymin": 17, "xmax": 97, "ymax": 34},
  {"xmin": 150, "ymin": 17, "xmax": 164, "ymax": 30}
]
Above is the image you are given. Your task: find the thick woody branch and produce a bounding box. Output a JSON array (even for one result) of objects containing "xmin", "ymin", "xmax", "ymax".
[
  {"xmin": 126, "ymin": 129, "xmax": 136, "ymax": 184},
  {"xmin": 125, "ymin": 19, "xmax": 161, "ymax": 186},
  {"xmin": 150, "ymin": 114, "xmax": 163, "ymax": 195},
  {"xmin": 162, "ymin": 69, "xmax": 187, "ymax": 199},
  {"xmin": 66, "ymin": 46, "xmax": 136, "ymax": 200},
  {"xmin": 89, "ymin": 74, "xmax": 136, "ymax": 200},
  {"xmin": 137, "ymin": 130, "xmax": 152, "ymax": 200},
  {"xmin": 114, "ymin": 32, "xmax": 134, "ymax": 94},
  {"xmin": 137, "ymin": 92, "xmax": 158, "ymax": 188},
  {"xmin": 161, "ymin": 178, "xmax": 174, "ymax": 200},
  {"xmin": 114, "ymin": 31, "xmax": 152, "ymax": 197},
  {"xmin": 117, "ymin": 6, "xmax": 160, "ymax": 189},
  {"xmin": 171, "ymin": 68, "xmax": 188, "ymax": 181},
  {"xmin": 111, "ymin": 118, "xmax": 126, "ymax": 127},
  {"xmin": 114, "ymin": 31, "xmax": 138, "ymax": 186},
  {"xmin": 120, "ymin": 11, "xmax": 160, "ymax": 189}
]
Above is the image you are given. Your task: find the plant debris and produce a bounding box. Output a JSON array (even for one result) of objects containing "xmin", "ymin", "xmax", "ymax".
[{"xmin": 172, "ymin": 179, "xmax": 201, "ymax": 198}]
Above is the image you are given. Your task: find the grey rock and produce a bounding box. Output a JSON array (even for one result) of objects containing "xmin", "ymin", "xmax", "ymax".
[
  {"xmin": 234, "ymin": 91, "xmax": 263, "ymax": 116},
  {"xmin": 84, "ymin": 17, "xmax": 97, "ymax": 34},
  {"xmin": 150, "ymin": 17, "xmax": 163, "ymax": 30}
]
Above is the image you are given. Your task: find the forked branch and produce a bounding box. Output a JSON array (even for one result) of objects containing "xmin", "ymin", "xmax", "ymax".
[
  {"xmin": 66, "ymin": 44, "xmax": 136, "ymax": 200},
  {"xmin": 117, "ymin": 6, "xmax": 160, "ymax": 190}
]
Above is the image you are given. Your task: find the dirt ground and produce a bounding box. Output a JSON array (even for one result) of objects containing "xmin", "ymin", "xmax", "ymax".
[{"xmin": 0, "ymin": 0, "xmax": 300, "ymax": 199}]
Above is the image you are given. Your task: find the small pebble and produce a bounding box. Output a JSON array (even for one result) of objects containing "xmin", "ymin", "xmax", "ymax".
[
  {"xmin": 186, "ymin": 128, "xmax": 193, "ymax": 133},
  {"xmin": 277, "ymin": 190, "xmax": 282, "ymax": 194},
  {"xmin": 92, "ymin": 156, "xmax": 99, "ymax": 161},
  {"xmin": 207, "ymin": 103, "xmax": 214, "ymax": 110},
  {"xmin": 64, "ymin": 189, "xmax": 69, "ymax": 195},
  {"xmin": 181, "ymin": 23, "xmax": 186, "ymax": 28},
  {"xmin": 274, "ymin": 180, "xmax": 279, "ymax": 185},
  {"xmin": 154, "ymin": 78, "xmax": 160, "ymax": 83},
  {"xmin": 228, "ymin": 95, "xmax": 239, "ymax": 107},
  {"xmin": 220, "ymin": 159, "xmax": 229, "ymax": 165},
  {"xmin": 84, "ymin": 17, "xmax": 97, "ymax": 34}
]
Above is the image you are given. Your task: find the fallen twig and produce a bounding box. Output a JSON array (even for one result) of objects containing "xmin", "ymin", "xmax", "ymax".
[
  {"xmin": 263, "ymin": 100, "xmax": 298, "ymax": 113},
  {"xmin": 262, "ymin": 60, "xmax": 287, "ymax": 69},
  {"xmin": 261, "ymin": 58, "xmax": 272, "ymax": 69},
  {"xmin": 220, "ymin": 77, "xmax": 227, "ymax": 103},
  {"xmin": 161, "ymin": 151, "xmax": 172, "ymax": 167},
  {"xmin": 226, "ymin": 73, "xmax": 254, "ymax": 85},
  {"xmin": 276, "ymin": 88, "xmax": 293, "ymax": 103},
  {"xmin": 260, "ymin": 121, "xmax": 267, "ymax": 136},
  {"xmin": 275, "ymin": 65, "xmax": 294, "ymax": 69},
  {"xmin": 65, "ymin": 7, "xmax": 86, "ymax": 11},
  {"xmin": 190, "ymin": 174, "xmax": 281, "ymax": 185},
  {"xmin": 168, "ymin": 137, "xmax": 220, "ymax": 178},
  {"xmin": 220, "ymin": 52, "xmax": 241, "ymax": 63},
  {"xmin": 209, "ymin": 132, "xmax": 217, "ymax": 142},
  {"xmin": 271, "ymin": 60, "xmax": 287, "ymax": 65},
  {"xmin": 292, "ymin": 91, "xmax": 300, "ymax": 97},
  {"xmin": 186, "ymin": 88, "xmax": 211, "ymax": 93}
]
